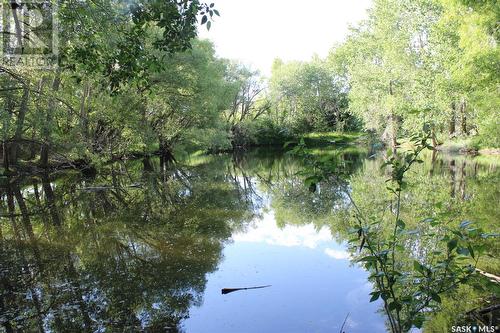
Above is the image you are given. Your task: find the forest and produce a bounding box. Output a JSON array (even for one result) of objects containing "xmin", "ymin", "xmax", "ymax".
[
  {"xmin": 0, "ymin": 0, "xmax": 498, "ymax": 332},
  {"xmin": 0, "ymin": 0, "xmax": 498, "ymax": 173}
]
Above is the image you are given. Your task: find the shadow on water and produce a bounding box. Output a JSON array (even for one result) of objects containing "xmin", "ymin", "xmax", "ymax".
[{"xmin": 0, "ymin": 147, "xmax": 498, "ymax": 332}]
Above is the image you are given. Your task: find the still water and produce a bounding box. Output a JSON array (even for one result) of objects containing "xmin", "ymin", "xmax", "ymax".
[
  {"xmin": 0, "ymin": 147, "xmax": 498, "ymax": 332},
  {"xmin": 184, "ymin": 212, "xmax": 384, "ymax": 333}
]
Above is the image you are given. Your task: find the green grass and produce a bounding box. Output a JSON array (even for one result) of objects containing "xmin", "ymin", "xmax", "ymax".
[
  {"xmin": 301, "ymin": 132, "xmax": 364, "ymax": 147},
  {"xmin": 472, "ymin": 154, "xmax": 500, "ymax": 167},
  {"xmin": 181, "ymin": 150, "xmax": 218, "ymax": 166},
  {"xmin": 437, "ymin": 138, "xmax": 475, "ymax": 153},
  {"xmin": 436, "ymin": 137, "xmax": 500, "ymax": 156},
  {"xmin": 305, "ymin": 145, "xmax": 368, "ymax": 156}
]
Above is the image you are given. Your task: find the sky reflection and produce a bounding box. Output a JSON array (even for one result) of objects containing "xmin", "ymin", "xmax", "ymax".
[{"xmin": 183, "ymin": 210, "xmax": 385, "ymax": 333}]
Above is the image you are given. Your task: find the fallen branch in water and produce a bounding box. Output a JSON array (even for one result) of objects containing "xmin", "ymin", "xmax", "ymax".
[
  {"xmin": 78, "ymin": 184, "xmax": 142, "ymax": 191},
  {"xmin": 476, "ymin": 269, "xmax": 500, "ymax": 283},
  {"xmin": 221, "ymin": 285, "xmax": 271, "ymax": 295},
  {"xmin": 339, "ymin": 312, "xmax": 350, "ymax": 333}
]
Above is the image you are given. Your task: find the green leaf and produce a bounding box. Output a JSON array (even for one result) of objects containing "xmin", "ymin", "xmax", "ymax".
[
  {"xmin": 201, "ymin": 15, "xmax": 208, "ymax": 25},
  {"xmin": 413, "ymin": 315, "xmax": 425, "ymax": 328},
  {"xmin": 467, "ymin": 244, "xmax": 475, "ymax": 259},
  {"xmin": 207, "ymin": 21, "xmax": 212, "ymax": 30},
  {"xmin": 369, "ymin": 292, "xmax": 380, "ymax": 302},
  {"xmin": 213, "ymin": 9, "xmax": 220, "ymax": 16},
  {"xmin": 400, "ymin": 296, "xmax": 412, "ymax": 304},
  {"xmin": 358, "ymin": 255, "xmax": 377, "ymax": 262},
  {"xmin": 388, "ymin": 301, "xmax": 402, "ymax": 311},
  {"xmin": 304, "ymin": 175, "xmax": 321, "ymax": 187},
  {"xmin": 422, "ymin": 217, "xmax": 439, "ymax": 226},
  {"xmin": 396, "ymin": 219, "xmax": 405, "ymax": 230},
  {"xmin": 413, "ymin": 260, "xmax": 424, "ymax": 273},
  {"xmin": 373, "ymin": 271, "xmax": 385, "ymax": 278},
  {"xmin": 456, "ymin": 247, "xmax": 470, "ymax": 256},
  {"xmin": 430, "ymin": 291, "xmax": 441, "ymax": 303},
  {"xmin": 359, "ymin": 237, "xmax": 366, "ymax": 252},
  {"xmin": 348, "ymin": 227, "xmax": 359, "ymax": 234},
  {"xmin": 447, "ymin": 239, "xmax": 458, "ymax": 252},
  {"xmin": 391, "ymin": 270, "xmax": 403, "ymax": 276},
  {"xmin": 395, "ymin": 244, "xmax": 405, "ymax": 251}
]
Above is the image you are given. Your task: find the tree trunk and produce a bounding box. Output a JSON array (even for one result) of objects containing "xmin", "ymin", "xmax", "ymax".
[
  {"xmin": 39, "ymin": 69, "xmax": 61, "ymax": 168},
  {"xmin": 79, "ymin": 82, "xmax": 91, "ymax": 140},
  {"xmin": 13, "ymin": 187, "xmax": 42, "ymax": 266},
  {"xmin": 39, "ymin": 144, "xmax": 49, "ymax": 168},
  {"xmin": 2, "ymin": 95, "xmax": 14, "ymax": 172},
  {"xmin": 459, "ymin": 161, "xmax": 466, "ymax": 200},
  {"xmin": 10, "ymin": 86, "xmax": 29, "ymax": 164},
  {"xmin": 31, "ymin": 78, "xmax": 46, "ymax": 159},
  {"xmin": 10, "ymin": 2, "xmax": 24, "ymax": 53},
  {"xmin": 390, "ymin": 113, "xmax": 398, "ymax": 154},
  {"xmin": 450, "ymin": 159, "xmax": 456, "ymax": 198},
  {"xmin": 429, "ymin": 149, "xmax": 437, "ymax": 176},
  {"xmin": 460, "ymin": 98, "xmax": 467, "ymax": 135},
  {"xmin": 143, "ymin": 157, "xmax": 153, "ymax": 172},
  {"xmin": 42, "ymin": 175, "xmax": 61, "ymax": 226},
  {"xmin": 159, "ymin": 137, "xmax": 176, "ymax": 164},
  {"xmin": 2, "ymin": 141, "xmax": 9, "ymax": 172},
  {"xmin": 449, "ymin": 102, "xmax": 456, "ymax": 137},
  {"xmin": 388, "ymin": 81, "xmax": 398, "ymax": 154},
  {"xmin": 430, "ymin": 127, "xmax": 437, "ymax": 147}
]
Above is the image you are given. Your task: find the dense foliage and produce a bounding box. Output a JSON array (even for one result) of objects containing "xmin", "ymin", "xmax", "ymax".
[
  {"xmin": 266, "ymin": 0, "xmax": 499, "ymax": 149},
  {"xmin": 288, "ymin": 132, "xmax": 499, "ymax": 332},
  {"xmin": 0, "ymin": 1, "xmax": 497, "ymax": 332},
  {"xmin": 330, "ymin": 0, "xmax": 499, "ymax": 149},
  {"xmin": 1, "ymin": 0, "xmax": 498, "ymax": 176}
]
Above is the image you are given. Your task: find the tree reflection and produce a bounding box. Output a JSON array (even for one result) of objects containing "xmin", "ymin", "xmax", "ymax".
[
  {"xmin": 0, "ymin": 158, "xmax": 256, "ymax": 332},
  {"xmin": 262, "ymin": 147, "xmax": 499, "ymax": 331},
  {"xmin": 0, "ymin": 149, "xmax": 498, "ymax": 332}
]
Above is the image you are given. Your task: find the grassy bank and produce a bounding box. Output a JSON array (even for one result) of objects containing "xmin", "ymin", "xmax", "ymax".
[
  {"xmin": 436, "ymin": 138, "xmax": 500, "ymax": 155},
  {"xmin": 301, "ymin": 132, "xmax": 365, "ymax": 147}
]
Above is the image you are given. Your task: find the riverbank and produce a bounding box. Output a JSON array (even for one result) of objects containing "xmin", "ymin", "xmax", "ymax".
[{"xmin": 435, "ymin": 138, "xmax": 500, "ymax": 156}]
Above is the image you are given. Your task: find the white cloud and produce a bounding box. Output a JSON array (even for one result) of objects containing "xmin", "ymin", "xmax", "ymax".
[
  {"xmin": 233, "ymin": 212, "xmax": 332, "ymax": 248},
  {"xmin": 324, "ymin": 248, "xmax": 351, "ymax": 260}
]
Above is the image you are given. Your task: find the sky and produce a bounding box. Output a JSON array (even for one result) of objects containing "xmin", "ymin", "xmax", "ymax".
[{"xmin": 198, "ymin": 0, "xmax": 373, "ymax": 76}]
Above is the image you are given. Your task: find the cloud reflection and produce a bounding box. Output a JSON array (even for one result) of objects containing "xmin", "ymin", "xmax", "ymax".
[
  {"xmin": 324, "ymin": 248, "xmax": 351, "ymax": 260},
  {"xmin": 233, "ymin": 212, "xmax": 332, "ymax": 248}
]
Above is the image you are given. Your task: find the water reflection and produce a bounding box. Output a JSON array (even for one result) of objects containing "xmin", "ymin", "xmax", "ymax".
[
  {"xmin": 233, "ymin": 212, "xmax": 333, "ymax": 248},
  {"xmin": 0, "ymin": 159, "xmax": 257, "ymax": 332},
  {"xmin": 183, "ymin": 207, "xmax": 381, "ymax": 333},
  {"xmin": 0, "ymin": 148, "xmax": 498, "ymax": 332}
]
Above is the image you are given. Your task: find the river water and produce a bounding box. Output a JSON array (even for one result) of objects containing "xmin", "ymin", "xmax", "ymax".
[{"xmin": 0, "ymin": 147, "xmax": 498, "ymax": 332}]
